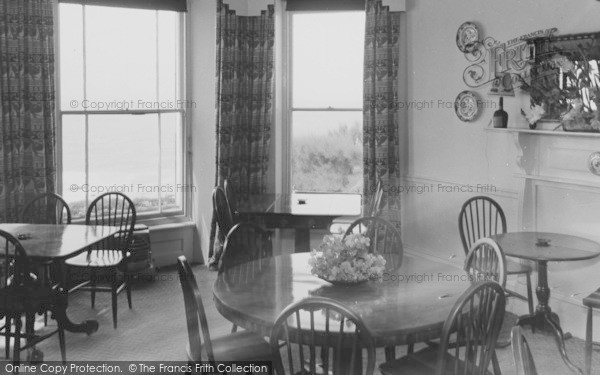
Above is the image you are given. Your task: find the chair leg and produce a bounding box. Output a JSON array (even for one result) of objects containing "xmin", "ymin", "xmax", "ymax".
[
  {"xmin": 586, "ymin": 306, "xmax": 593, "ymax": 375},
  {"xmin": 492, "ymin": 350, "xmax": 502, "ymax": 375},
  {"xmin": 13, "ymin": 316, "xmax": 21, "ymax": 365},
  {"xmin": 90, "ymin": 268, "xmax": 97, "ymax": 308},
  {"xmin": 58, "ymin": 321, "xmax": 66, "ymax": 364},
  {"xmin": 25, "ymin": 313, "xmax": 35, "ymax": 347},
  {"xmin": 526, "ymin": 272, "xmax": 534, "ymax": 315},
  {"xmin": 231, "ymin": 324, "xmax": 238, "ymax": 333},
  {"xmin": 5, "ymin": 317, "xmax": 10, "ymax": 358},
  {"xmin": 125, "ymin": 274, "xmax": 132, "ymax": 310},
  {"xmin": 112, "ymin": 270, "xmax": 118, "ymax": 329}
]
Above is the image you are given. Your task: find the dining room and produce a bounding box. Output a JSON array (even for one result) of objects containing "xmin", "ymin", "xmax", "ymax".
[{"xmin": 2, "ymin": 0, "xmax": 600, "ymax": 374}]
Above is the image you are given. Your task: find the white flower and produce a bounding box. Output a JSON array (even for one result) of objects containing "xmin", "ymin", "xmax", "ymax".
[
  {"xmin": 309, "ymin": 233, "xmax": 386, "ymax": 283},
  {"xmin": 521, "ymin": 105, "xmax": 545, "ymax": 125}
]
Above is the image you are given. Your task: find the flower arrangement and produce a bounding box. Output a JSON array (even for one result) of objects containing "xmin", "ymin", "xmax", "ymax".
[{"xmin": 308, "ymin": 234, "xmax": 386, "ymax": 285}]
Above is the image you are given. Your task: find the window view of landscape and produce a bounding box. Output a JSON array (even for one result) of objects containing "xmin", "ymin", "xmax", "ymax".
[
  {"xmin": 59, "ymin": 4, "xmax": 184, "ymax": 219},
  {"xmin": 292, "ymin": 113, "xmax": 362, "ymax": 193},
  {"xmin": 291, "ymin": 12, "xmax": 365, "ymax": 194}
]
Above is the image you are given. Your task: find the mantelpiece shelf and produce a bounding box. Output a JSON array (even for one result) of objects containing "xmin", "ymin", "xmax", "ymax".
[{"xmin": 486, "ymin": 127, "xmax": 600, "ymax": 138}]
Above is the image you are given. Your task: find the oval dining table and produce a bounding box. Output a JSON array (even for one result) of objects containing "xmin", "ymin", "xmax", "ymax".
[{"xmin": 213, "ymin": 252, "xmax": 472, "ymax": 349}]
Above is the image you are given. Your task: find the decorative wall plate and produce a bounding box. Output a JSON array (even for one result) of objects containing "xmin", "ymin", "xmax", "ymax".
[
  {"xmin": 456, "ymin": 22, "xmax": 479, "ymax": 53},
  {"xmin": 454, "ymin": 91, "xmax": 479, "ymax": 122},
  {"xmin": 589, "ymin": 152, "xmax": 600, "ymax": 176}
]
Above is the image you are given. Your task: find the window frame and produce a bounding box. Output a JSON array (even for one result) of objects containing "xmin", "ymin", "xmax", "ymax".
[
  {"xmin": 285, "ymin": 10, "xmax": 364, "ymax": 195},
  {"xmin": 55, "ymin": 2, "xmax": 190, "ymax": 223}
]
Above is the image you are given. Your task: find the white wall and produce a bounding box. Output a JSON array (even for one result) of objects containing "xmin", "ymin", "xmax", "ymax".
[
  {"xmin": 188, "ymin": 0, "xmax": 218, "ymax": 264},
  {"xmin": 402, "ymin": 0, "xmax": 600, "ymax": 338},
  {"xmin": 187, "ymin": 0, "xmax": 274, "ymax": 265}
]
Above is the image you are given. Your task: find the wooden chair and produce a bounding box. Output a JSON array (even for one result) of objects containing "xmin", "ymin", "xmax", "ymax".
[
  {"xmin": 21, "ymin": 192, "xmax": 72, "ymax": 325},
  {"xmin": 219, "ymin": 222, "xmax": 273, "ymax": 279},
  {"xmin": 213, "ymin": 187, "xmax": 235, "ymax": 249},
  {"xmin": 65, "ymin": 192, "xmax": 136, "ymax": 329},
  {"xmin": 584, "ymin": 287, "xmax": 600, "ymax": 375},
  {"xmin": 176, "ymin": 256, "xmax": 271, "ymax": 364},
  {"xmin": 0, "ymin": 230, "xmax": 66, "ymax": 364},
  {"xmin": 329, "ymin": 177, "xmax": 383, "ymax": 234},
  {"xmin": 464, "ymin": 238, "xmax": 507, "ymax": 288},
  {"xmin": 219, "ymin": 221, "xmax": 273, "ymax": 333},
  {"xmin": 21, "ymin": 192, "xmax": 71, "ymax": 225},
  {"xmin": 459, "ymin": 196, "xmax": 534, "ymax": 315},
  {"xmin": 380, "ymin": 281, "xmax": 506, "ymax": 375},
  {"xmin": 269, "ymin": 296, "xmax": 376, "ymax": 375},
  {"xmin": 511, "ymin": 326, "xmax": 538, "ymax": 375},
  {"xmin": 344, "ymin": 216, "xmax": 403, "ymax": 271},
  {"xmin": 223, "ymin": 179, "xmax": 239, "ymax": 218}
]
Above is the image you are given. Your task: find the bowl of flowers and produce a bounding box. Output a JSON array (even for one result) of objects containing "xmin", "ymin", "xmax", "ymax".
[{"xmin": 308, "ymin": 234, "xmax": 386, "ymax": 286}]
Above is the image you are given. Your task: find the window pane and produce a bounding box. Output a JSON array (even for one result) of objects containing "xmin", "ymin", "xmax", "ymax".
[
  {"xmin": 61, "ymin": 115, "xmax": 87, "ymax": 219},
  {"xmin": 292, "ymin": 111, "xmax": 363, "ymax": 193},
  {"xmin": 158, "ymin": 12, "xmax": 181, "ymax": 105},
  {"xmin": 85, "ymin": 6, "xmax": 157, "ymax": 106},
  {"xmin": 292, "ymin": 12, "xmax": 365, "ymax": 108},
  {"xmin": 87, "ymin": 114, "xmax": 160, "ymax": 214},
  {"xmin": 160, "ymin": 113, "xmax": 183, "ymax": 211},
  {"xmin": 59, "ymin": 4, "xmax": 84, "ymax": 110}
]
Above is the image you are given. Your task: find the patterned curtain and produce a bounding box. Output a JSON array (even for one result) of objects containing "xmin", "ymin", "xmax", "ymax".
[
  {"xmin": 0, "ymin": 0, "xmax": 56, "ymax": 223},
  {"xmin": 209, "ymin": 0, "xmax": 274, "ymax": 268},
  {"xmin": 363, "ymin": 0, "xmax": 401, "ymax": 229}
]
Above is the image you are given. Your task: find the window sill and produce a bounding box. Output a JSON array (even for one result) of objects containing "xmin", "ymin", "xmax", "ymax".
[{"xmin": 70, "ymin": 214, "xmax": 194, "ymax": 229}]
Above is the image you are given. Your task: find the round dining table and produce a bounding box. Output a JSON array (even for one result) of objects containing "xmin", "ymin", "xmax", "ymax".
[
  {"xmin": 490, "ymin": 231, "xmax": 600, "ymax": 375},
  {"xmin": 213, "ymin": 252, "xmax": 471, "ymax": 348}
]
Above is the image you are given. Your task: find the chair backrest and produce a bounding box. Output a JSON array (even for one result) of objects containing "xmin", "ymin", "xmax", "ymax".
[
  {"xmin": 458, "ymin": 196, "xmax": 507, "ymax": 255},
  {"xmin": 365, "ymin": 178, "xmax": 384, "ymax": 217},
  {"xmin": 177, "ymin": 256, "xmax": 215, "ymax": 363},
  {"xmin": 212, "ymin": 187, "xmax": 234, "ymax": 242},
  {"xmin": 511, "ymin": 326, "xmax": 538, "ymax": 375},
  {"xmin": 223, "ymin": 179, "xmax": 238, "ymax": 216},
  {"xmin": 464, "ymin": 238, "xmax": 507, "ymax": 288},
  {"xmin": 21, "ymin": 193, "xmax": 71, "ymax": 225},
  {"xmin": 436, "ymin": 281, "xmax": 506, "ymax": 375},
  {"xmin": 269, "ymin": 297, "xmax": 376, "ymax": 375},
  {"xmin": 0, "ymin": 230, "xmax": 31, "ymax": 289},
  {"xmin": 86, "ymin": 193, "xmax": 136, "ymax": 252},
  {"xmin": 219, "ymin": 222, "xmax": 272, "ymax": 278},
  {"xmin": 344, "ymin": 216, "xmax": 403, "ymax": 270}
]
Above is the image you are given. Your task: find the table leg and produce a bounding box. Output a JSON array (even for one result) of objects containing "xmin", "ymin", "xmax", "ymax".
[
  {"xmin": 516, "ymin": 261, "xmax": 583, "ymax": 375},
  {"xmin": 50, "ymin": 262, "xmax": 99, "ymax": 335},
  {"xmin": 295, "ymin": 228, "xmax": 311, "ymax": 253},
  {"xmin": 51, "ymin": 287, "xmax": 99, "ymax": 335}
]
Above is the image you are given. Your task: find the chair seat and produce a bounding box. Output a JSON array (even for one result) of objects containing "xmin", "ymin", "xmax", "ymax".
[
  {"xmin": 186, "ymin": 331, "xmax": 271, "ymax": 363},
  {"xmin": 583, "ymin": 287, "xmax": 600, "ymax": 308},
  {"xmin": 506, "ymin": 258, "xmax": 532, "ymax": 275},
  {"xmin": 65, "ymin": 250, "xmax": 125, "ymax": 268},
  {"xmin": 379, "ymin": 346, "xmax": 493, "ymax": 375}
]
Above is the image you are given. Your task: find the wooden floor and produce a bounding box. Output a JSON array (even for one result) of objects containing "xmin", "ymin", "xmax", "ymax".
[{"xmin": 4, "ymin": 263, "xmax": 600, "ymax": 374}]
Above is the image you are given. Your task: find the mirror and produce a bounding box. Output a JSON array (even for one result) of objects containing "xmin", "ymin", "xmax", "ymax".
[{"xmin": 527, "ymin": 32, "xmax": 600, "ymax": 120}]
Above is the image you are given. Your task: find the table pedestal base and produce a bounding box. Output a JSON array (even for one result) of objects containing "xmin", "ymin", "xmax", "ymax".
[{"xmin": 517, "ymin": 261, "xmax": 583, "ymax": 375}]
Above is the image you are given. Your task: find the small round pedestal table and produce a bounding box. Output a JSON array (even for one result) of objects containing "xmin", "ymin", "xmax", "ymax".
[{"xmin": 491, "ymin": 232, "xmax": 600, "ymax": 375}]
